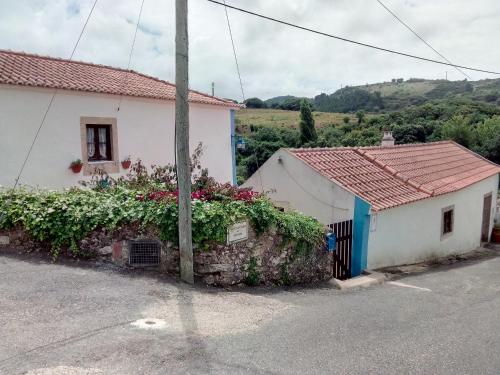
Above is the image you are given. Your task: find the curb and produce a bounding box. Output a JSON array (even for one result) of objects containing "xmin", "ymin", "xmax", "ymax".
[{"xmin": 329, "ymin": 271, "xmax": 387, "ymax": 290}]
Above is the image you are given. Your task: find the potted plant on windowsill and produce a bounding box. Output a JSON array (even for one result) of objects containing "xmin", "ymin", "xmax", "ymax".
[
  {"xmin": 493, "ymin": 221, "xmax": 500, "ymax": 243},
  {"xmin": 121, "ymin": 156, "xmax": 131, "ymax": 169},
  {"xmin": 69, "ymin": 159, "xmax": 83, "ymax": 173}
]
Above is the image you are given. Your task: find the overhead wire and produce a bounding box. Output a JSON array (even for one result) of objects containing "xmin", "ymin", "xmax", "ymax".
[
  {"xmin": 222, "ymin": 0, "xmax": 245, "ymax": 103},
  {"xmin": 117, "ymin": 0, "xmax": 146, "ymax": 111},
  {"xmin": 206, "ymin": 0, "xmax": 500, "ymax": 75},
  {"xmin": 374, "ymin": 0, "xmax": 471, "ymax": 80},
  {"xmin": 12, "ymin": 0, "xmax": 99, "ymax": 189},
  {"xmin": 221, "ymin": 0, "xmax": 264, "ymax": 189}
]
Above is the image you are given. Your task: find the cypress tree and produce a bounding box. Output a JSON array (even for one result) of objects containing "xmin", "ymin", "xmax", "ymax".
[{"xmin": 299, "ymin": 99, "xmax": 317, "ymax": 145}]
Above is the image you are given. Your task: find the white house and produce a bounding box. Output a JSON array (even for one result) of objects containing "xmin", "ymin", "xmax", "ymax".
[
  {"xmin": 0, "ymin": 50, "xmax": 240, "ymax": 188},
  {"xmin": 243, "ymin": 139, "xmax": 500, "ymax": 274}
]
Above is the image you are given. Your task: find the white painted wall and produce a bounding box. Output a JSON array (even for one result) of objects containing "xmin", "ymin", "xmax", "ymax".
[
  {"xmin": 242, "ymin": 149, "xmax": 355, "ymax": 224},
  {"xmin": 0, "ymin": 85, "xmax": 234, "ymax": 188},
  {"xmin": 368, "ymin": 174, "xmax": 499, "ymax": 269}
]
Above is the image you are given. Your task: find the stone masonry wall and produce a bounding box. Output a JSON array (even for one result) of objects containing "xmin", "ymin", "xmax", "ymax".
[{"xmin": 0, "ymin": 225, "xmax": 332, "ymax": 287}]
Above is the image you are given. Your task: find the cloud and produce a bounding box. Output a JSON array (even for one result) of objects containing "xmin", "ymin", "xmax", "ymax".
[{"xmin": 0, "ymin": 0, "xmax": 498, "ymax": 101}]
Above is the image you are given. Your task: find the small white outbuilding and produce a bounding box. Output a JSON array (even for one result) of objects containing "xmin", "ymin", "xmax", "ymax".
[
  {"xmin": 0, "ymin": 50, "xmax": 240, "ymax": 188},
  {"xmin": 243, "ymin": 141, "xmax": 499, "ymax": 274}
]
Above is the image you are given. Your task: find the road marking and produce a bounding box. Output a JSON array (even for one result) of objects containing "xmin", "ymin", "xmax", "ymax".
[{"xmin": 388, "ymin": 281, "xmax": 431, "ymax": 292}]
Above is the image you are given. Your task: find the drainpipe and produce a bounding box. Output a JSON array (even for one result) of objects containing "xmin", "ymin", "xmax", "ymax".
[{"xmin": 230, "ymin": 109, "xmax": 237, "ymax": 185}]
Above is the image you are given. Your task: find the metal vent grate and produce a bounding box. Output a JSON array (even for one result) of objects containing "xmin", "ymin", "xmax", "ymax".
[{"xmin": 129, "ymin": 240, "xmax": 161, "ymax": 266}]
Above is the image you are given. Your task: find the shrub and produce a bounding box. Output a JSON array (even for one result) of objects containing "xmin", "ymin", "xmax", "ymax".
[{"xmin": 0, "ymin": 187, "xmax": 324, "ymax": 259}]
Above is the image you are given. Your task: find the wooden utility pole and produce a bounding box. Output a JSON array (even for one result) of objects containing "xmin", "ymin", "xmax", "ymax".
[{"xmin": 175, "ymin": 0, "xmax": 194, "ymax": 284}]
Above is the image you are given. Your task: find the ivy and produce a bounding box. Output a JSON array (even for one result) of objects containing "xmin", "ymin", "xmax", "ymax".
[{"xmin": 0, "ymin": 187, "xmax": 324, "ymax": 259}]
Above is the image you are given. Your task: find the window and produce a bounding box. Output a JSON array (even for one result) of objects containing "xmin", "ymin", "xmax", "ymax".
[
  {"xmin": 86, "ymin": 124, "xmax": 112, "ymax": 162},
  {"xmin": 441, "ymin": 206, "xmax": 454, "ymax": 237}
]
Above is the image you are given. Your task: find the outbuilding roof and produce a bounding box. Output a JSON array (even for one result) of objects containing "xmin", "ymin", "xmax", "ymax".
[
  {"xmin": 0, "ymin": 49, "xmax": 240, "ymax": 108},
  {"xmin": 288, "ymin": 141, "xmax": 500, "ymax": 211}
]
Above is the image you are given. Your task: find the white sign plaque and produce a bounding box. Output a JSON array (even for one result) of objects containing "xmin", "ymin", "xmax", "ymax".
[{"xmin": 227, "ymin": 221, "xmax": 249, "ymax": 244}]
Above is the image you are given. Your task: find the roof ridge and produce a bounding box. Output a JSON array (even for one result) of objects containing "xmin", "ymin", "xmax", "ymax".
[
  {"xmin": 355, "ymin": 148, "xmax": 434, "ymax": 196},
  {"xmin": 0, "ymin": 49, "xmax": 240, "ymax": 107},
  {"xmin": 0, "ymin": 49, "xmax": 141, "ymax": 75},
  {"xmin": 450, "ymin": 140, "xmax": 500, "ymax": 168},
  {"xmin": 359, "ymin": 140, "xmax": 453, "ymax": 150}
]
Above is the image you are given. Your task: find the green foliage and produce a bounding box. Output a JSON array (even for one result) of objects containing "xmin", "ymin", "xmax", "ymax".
[
  {"xmin": 245, "ymin": 256, "xmax": 260, "ymax": 286},
  {"xmin": 279, "ymin": 263, "xmax": 292, "ymax": 286},
  {"xmin": 244, "ymin": 97, "xmax": 267, "ymax": 109},
  {"xmin": 299, "ymin": 99, "xmax": 317, "ymax": 145},
  {"xmin": 265, "ymin": 96, "xmax": 313, "ymax": 111},
  {"xmin": 314, "ymin": 88, "xmax": 384, "ymax": 113},
  {"xmin": 472, "ymin": 116, "xmax": 500, "ymax": 163},
  {"xmin": 236, "ymin": 99, "xmax": 500, "ymax": 183},
  {"xmin": 441, "ymin": 116, "xmax": 473, "ymax": 147},
  {"xmin": 355, "ymin": 110, "xmax": 366, "ymax": 125},
  {"xmin": 0, "ymin": 188, "xmax": 324, "ymax": 260}
]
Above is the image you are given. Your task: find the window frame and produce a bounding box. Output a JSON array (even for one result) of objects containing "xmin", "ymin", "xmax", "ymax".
[
  {"xmin": 441, "ymin": 205, "xmax": 454, "ymax": 239},
  {"xmin": 86, "ymin": 124, "xmax": 112, "ymax": 162},
  {"xmin": 80, "ymin": 117, "xmax": 119, "ymax": 176}
]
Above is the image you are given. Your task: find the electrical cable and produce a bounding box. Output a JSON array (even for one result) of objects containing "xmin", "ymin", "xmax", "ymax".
[
  {"xmin": 117, "ymin": 0, "xmax": 146, "ymax": 111},
  {"xmin": 206, "ymin": 0, "xmax": 500, "ymax": 75},
  {"xmin": 280, "ymin": 159, "xmax": 349, "ymax": 211},
  {"xmin": 12, "ymin": 0, "xmax": 99, "ymax": 189},
  {"xmin": 222, "ymin": 0, "xmax": 245, "ymax": 102},
  {"xmin": 220, "ymin": 0, "xmax": 263, "ymax": 189},
  {"xmin": 375, "ymin": 0, "xmax": 471, "ymax": 79}
]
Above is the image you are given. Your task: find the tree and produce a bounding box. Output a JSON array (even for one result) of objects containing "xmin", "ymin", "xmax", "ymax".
[
  {"xmin": 355, "ymin": 110, "xmax": 366, "ymax": 125},
  {"xmin": 299, "ymin": 99, "xmax": 317, "ymax": 145},
  {"xmin": 244, "ymin": 97, "xmax": 267, "ymax": 109},
  {"xmin": 343, "ymin": 116, "xmax": 350, "ymax": 124},
  {"xmin": 473, "ymin": 116, "xmax": 500, "ymax": 163},
  {"xmin": 441, "ymin": 116, "xmax": 473, "ymax": 147}
]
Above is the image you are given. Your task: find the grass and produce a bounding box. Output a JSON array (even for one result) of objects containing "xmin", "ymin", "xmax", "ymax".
[{"xmin": 235, "ymin": 108, "xmax": 357, "ymax": 133}]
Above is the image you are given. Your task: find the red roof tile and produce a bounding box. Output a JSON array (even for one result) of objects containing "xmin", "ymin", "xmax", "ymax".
[
  {"xmin": 289, "ymin": 141, "xmax": 500, "ymax": 211},
  {"xmin": 0, "ymin": 49, "xmax": 240, "ymax": 108}
]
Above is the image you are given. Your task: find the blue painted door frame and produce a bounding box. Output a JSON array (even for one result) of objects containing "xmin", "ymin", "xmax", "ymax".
[
  {"xmin": 351, "ymin": 196, "xmax": 371, "ymax": 277},
  {"xmin": 230, "ymin": 109, "xmax": 237, "ymax": 185}
]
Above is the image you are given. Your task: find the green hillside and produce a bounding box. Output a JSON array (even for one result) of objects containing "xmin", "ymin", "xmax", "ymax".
[{"xmin": 262, "ymin": 78, "xmax": 500, "ymax": 113}]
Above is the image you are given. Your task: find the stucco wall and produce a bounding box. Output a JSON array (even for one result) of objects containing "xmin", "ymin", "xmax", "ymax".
[
  {"xmin": 0, "ymin": 85, "xmax": 233, "ymax": 188},
  {"xmin": 368, "ymin": 174, "xmax": 499, "ymax": 269},
  {"xmin": 242, "ymin": 149, "xmax": 355, "ymax": 224}
]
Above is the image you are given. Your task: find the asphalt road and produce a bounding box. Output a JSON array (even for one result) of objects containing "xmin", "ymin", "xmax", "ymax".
[{"xmin": 0, "ymin": 251, "xmax": 499, "ymax": 375}]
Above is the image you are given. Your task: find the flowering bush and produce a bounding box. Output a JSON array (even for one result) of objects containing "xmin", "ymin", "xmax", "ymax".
[
  {"xmin": 0, "ymin": 185, "xmax": 324, "ymax": 259},
  {"xmin": 1, "ymin": 144, "xmax": 321, "ymax": 259},
  {"xmin": 143, "ymin": 186, "xmax": 260, "ymax": 204}
]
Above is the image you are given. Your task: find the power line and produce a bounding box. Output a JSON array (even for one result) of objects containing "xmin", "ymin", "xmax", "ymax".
[
  {"xmin": 118, "ymin": 0, "xmax": 146, "ymax": 111},
  {"xmin": 206, "ymin": 0, "xmax": 500, "ymax": 76},
  {"xmin": 375, "ymin": 0, "xmax": 471, "ymax": 80},
  {"xmin": 13, "ymin": 0, "xmax": 99, "ymax": 189},
  {"xmin": 222, "ymin": 0, "xmax": 245, "ymax": 102}
]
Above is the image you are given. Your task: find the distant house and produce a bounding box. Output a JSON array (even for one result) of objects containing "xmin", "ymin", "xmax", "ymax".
[
  {"xmin": 0, "ymin": 50, "xmax": 240, "ymax": 188},
  {"xmin": 243, "ymin": 135, "xmax": 499, "ymax": 274}
]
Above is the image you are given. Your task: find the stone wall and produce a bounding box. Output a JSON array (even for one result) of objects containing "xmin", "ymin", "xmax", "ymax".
[{"xmin": 0, "ymin": 225, "xmax": 332, "ymax": 287}]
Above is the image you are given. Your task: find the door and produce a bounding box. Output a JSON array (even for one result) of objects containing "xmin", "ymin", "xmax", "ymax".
[
  {"xmin": 481, "ymin": 193, "xmax": 492, "ymax": 242},
  {"xmin": 328, "ymin": 220, "xmax": 353, "ymax": 280}
]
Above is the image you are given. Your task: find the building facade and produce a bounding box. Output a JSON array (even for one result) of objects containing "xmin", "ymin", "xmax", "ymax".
[
  {"xmin": 0, "ymin": 50, "xmax": 240, "ymax": 188},
  {"xmin": 243, "ymin": 142, "xmax": 500, "ymax": 271}
]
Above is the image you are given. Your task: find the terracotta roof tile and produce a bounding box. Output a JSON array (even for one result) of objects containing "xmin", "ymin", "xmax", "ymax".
[
  {"xmin": 289, "ymin": 141, "xmax": 500, "ymax": 211},
  {"xmin": 0, "ymin": 49, "xmax": 240, "ymax": 108}
]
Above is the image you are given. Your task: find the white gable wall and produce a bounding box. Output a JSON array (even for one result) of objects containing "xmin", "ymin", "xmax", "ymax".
[
  {"xmin": 242, "ymin": 149, "xmax": 355, "ymax": 224},
  {"xmin": 368, "ymin": 174, "xmax": 499, "ymax": 269},
  {"xmin": 0, "ymin": 85, "xmax": 233, "ymax": 188}
]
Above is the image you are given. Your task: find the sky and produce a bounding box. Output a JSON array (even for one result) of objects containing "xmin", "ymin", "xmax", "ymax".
[{"xmin": 0, "ymin": 0, "xmax": 499, "ymax": 101}]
